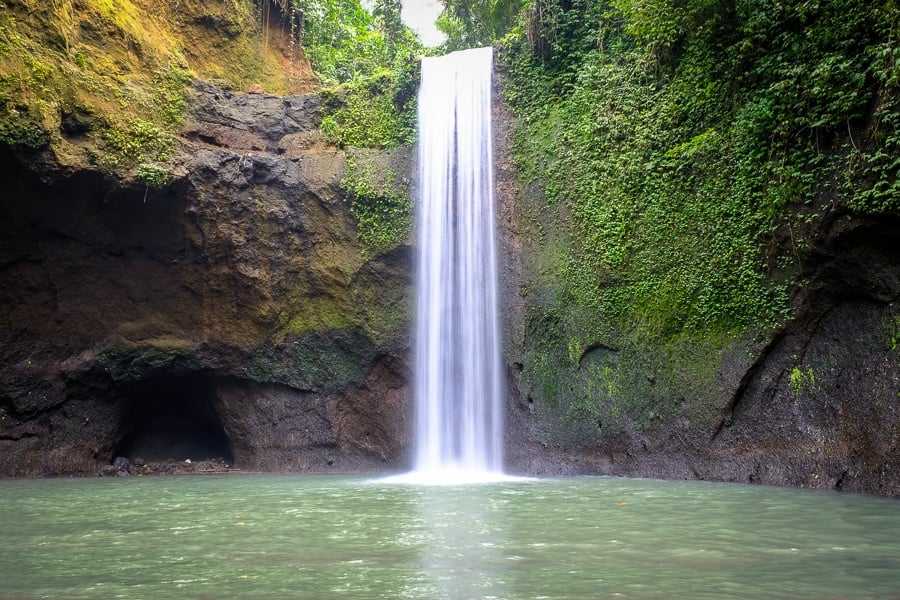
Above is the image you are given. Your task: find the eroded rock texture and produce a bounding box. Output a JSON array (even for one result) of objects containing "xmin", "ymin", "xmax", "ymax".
[
  {"xmin": 495, "ymin": 75, "xmax": 900, "ymax": 495},
  {"xmin": 0, "ymin": 82, "xmax": 413, "ymax": 476},
  {"xmin": 1, "ymin": 75, "xmax": 897, "ymax": 497}
]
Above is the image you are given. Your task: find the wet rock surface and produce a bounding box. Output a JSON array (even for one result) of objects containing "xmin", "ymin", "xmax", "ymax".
[
  {"xmin": 1, "ymin": 78, "xmax": 897, "ymax": 497},
  {"xmin": 0, "ymin": 82, "xmax": 412, "ymax": 478},
  {"xmin": 100, "ymin": 456, "xmax": 235, "ymax": 477}
]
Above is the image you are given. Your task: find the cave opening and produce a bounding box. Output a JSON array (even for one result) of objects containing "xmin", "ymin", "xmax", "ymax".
[{"xmin": 114, "ymin": 372, "xmax": 234, "ymax": 464}]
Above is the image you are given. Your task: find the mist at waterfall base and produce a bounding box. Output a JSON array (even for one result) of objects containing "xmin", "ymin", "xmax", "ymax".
[{"xmin": 392, "ymin": 46, "xmax": 508, "ymax": 485}]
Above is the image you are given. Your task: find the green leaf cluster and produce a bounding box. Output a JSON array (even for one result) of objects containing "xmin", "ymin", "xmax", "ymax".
[
  {"xmin": 136, "ymin": 163, "xmax": 171, "ymax": 188},
  {"xmin": 101, "ymin": 118, "xmax": 174, "ymax": 169},
  {"xmin": 320, "ymin": 50, "xmax": 419, "ymax": 148},
  {"xmin": 505, "ymin": 0, "xmax": 898, "ymax": 338},
  {"xmin": 264, "ymin": 0, "xmax": 420, "ymax": 85},
  {"xmin": 502, "ymin": 0, "xmax": 898, "ymax": 432},
  {"xmin": 261, "ymin": 0, "xmax": 420, "ymax": 149},
  {"xmin": 437, "ymin": 0, "xmax": 523, "ymax": 50},
  {"xmin": 342, "ymin": 154, "xmax": 412, "ymax": 254},
  {"xmin": 96, "ymin": 63, "xmax": 190, "ymax": 178}
]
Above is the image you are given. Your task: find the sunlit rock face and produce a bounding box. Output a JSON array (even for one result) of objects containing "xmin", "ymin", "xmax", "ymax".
[{"xmin": 0, "ymin": 82, "xmax": 413, "ymax": 476}]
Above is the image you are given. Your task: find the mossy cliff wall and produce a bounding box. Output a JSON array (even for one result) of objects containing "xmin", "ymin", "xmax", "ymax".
[
  {"xmin": 493, "ymin": 0, "xmax": 900, "ymax": 497},
  {"xmin": 0, "ymin": 0, "xmax": 418, "ymax": 476},
  {"xmin": 2, "ymin": 0, "xmax": 898, "ymax": 497},
  {"xmin": 0, "ymin": 79, "xmax": 414, "ymax": 475}
]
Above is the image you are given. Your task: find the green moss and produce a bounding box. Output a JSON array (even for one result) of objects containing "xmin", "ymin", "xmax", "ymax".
[
  {"xmin": 0, "ymin": 0, "xmax": 300, "ymax": 176},
  {"xmin": 149, "ymin": 65, "xmax": 192, "ymax": 129},
  {"xmin": 0, "ymin": 102, "xmax": 50, "ymax": 148},
  {"xmin": 882, "ymin": 304, "xmax": 900, "ymax": 351},
  {"xmin": 247, "ymin": 331, "xmax": 374, "ymax": 392},
  {"xmin": 789, "ymin": 364, "xmax": 818, "ymax": 402},
  {"xmin": 523, "ymin": 293, "xmax": 735, "ymax": 441},
  {"xmin": 342, "ymin": 153, "xmax": 412, "ymax": 255},
  {"xmin": 279, "ymin": 297, "xmax": 352, "ymax": 336},
  {"xmin": 358, "ymin": 289, "xmax": 411, "ymax": 348},
  {"xmin": 320, "ymin": 62, "xmax": 418, "ymax": 149}
]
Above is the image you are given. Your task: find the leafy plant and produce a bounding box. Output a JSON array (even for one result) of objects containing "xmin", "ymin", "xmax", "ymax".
[
  {"xmin": 501, "ymin": 0, "xmax": 898, "ymax": 432},
  {"xmin": 150, "ymin": 65, "xmax": 193, "ymax": 129},
  {"xmin": 437, "ymin": 0, "xmax": 522, "ymax": 50},
  {"xmin": 101, "ymin": 118, "xmax": 174, "ymax": 168},
  {"xmin": 136, "ymin": 163, "xmax": 171, "ymax": 188},
  {"xmin": 320, "ymin": 55, "xmax": 419, "ymax": 148},
  {"xmin": 259, "ymin": 0, "xmax": 420, "ymax": 85},
  {"xmin": 342, "ymin": 154, "xmax": 411, "ymax": 254}
]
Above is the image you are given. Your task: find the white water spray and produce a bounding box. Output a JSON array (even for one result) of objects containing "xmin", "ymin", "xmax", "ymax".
[{"xmin": 409, "ymin": 46, "xmax": 504, "ymax": 483}]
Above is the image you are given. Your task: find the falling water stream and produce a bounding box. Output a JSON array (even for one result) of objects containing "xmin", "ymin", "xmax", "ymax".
[
  {"xmin": 2, "ymin": 48, "xmax": 900, "ymax": 600},
  {"xmin": 411, "ymin": 46, "xmax": 504, "ymax": 481}
]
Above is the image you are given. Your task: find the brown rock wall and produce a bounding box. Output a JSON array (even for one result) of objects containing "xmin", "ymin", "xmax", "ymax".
[{"xmin": 0, "ymin": 82, "xmax": 413, "ymax": 477}]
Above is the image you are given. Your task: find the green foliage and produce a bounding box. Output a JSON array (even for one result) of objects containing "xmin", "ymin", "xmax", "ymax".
[
  {"xmin": 504, "ymin": 0, "xmax": 898, "ymax": 433},
  {"xmin": 437, "ymin": 0, "xmax": 522, "ymax": 50},
  {"xmin": 101, "ymin": 118, "xmax": 174, "ymax": 168},
  {"xmin": 320, "ymin": 53, "xmax": 419, "ymax": 148},
  {"xmin": 0, "ymin": 0, "xmax": 200, "ymax": 179},
  {"xmin": 522, "ymin": 302, "xmax": 732, "ymax": 438},
  {"xmin": 248, "ymin": 332, "xmax": 371, "ymax": 391},
  {"xmin": 373, "ymin": 0, "xmax": 403, "ymax": 45},
  {"xmin": 96, "ymin": 63, "xmax": 189, "ymax": 174},
  {"xmin": 519, "ymin": 0, "xmax": 617, "ymax": 67},
  {"xmin": 136, "ymin": 163, "xmax": 171, "ymax": 188},
  {"xmin": 150, "ymin": 65, "xmax": 193, "ymax": 129},
  {"xmin": 261, "ymin": 0, "xmax": 421, "ymax": 152},
  {"xmin": 342, "ymin": 154, "xmax": 412, "ymax": 254},
  {"xmin": 505, "ymin": 0, "xmax": 898, "ymax": 340},
  {"xmin": 0, "ymin": 97, "xmax": 50, "ymax": 149},
  {"xmin": 263, "ymin": 0, "xmax": 422, "ymax": 85}
]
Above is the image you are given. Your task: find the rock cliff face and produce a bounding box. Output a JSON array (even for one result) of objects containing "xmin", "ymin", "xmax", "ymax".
[
  {"xmin": 0, "ymin": 81, "xmax": 413, "ymax": 476},
  {"xmin": 1, "ymin": 68, "xmax": 897, "ymax": 497},
  {"xmin": 493, "ymin": 74, "xmax": 900, "ymax": 497}
]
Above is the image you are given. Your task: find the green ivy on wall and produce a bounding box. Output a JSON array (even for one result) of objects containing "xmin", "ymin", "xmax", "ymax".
[
  {"xmin": 505, "ymin": 0, "xmax": 898, "ymax": 338},
  {"xmin": 501, "ymin": 0, "xmax": 899, "ymax": 433},
  {"xmin": 342, "ymin": 153, "xmax": 412, "ymax": 255}
]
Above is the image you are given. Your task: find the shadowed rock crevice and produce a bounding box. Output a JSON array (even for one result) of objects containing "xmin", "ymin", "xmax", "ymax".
[{"xmin": 113, "ymin": 372, "xmax": 234, "ymax": 464}]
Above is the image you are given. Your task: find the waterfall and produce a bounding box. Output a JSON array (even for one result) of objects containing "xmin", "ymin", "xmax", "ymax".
[{"xmin": 410, "ymin": 46, "xmax": 504, "ymax": 482}]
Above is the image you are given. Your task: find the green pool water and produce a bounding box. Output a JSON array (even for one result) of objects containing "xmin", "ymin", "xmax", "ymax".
[{"xmin": 1, "ymin": 474, "xmax": 898, "ymax": 599}]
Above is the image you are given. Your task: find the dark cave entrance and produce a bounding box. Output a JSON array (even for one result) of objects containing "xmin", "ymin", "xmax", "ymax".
[{"xmin": 114, "ymin": 373, "xmax": 234, "ymax": 464}]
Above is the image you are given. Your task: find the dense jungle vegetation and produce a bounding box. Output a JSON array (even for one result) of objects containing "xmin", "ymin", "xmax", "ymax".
[
  {"xmin": 503, "ymin": 0, "xmax": 898, "ymax": 331},
  {"xmin": 460, "ymin": 0, "xmax": 900, "ymax": 433}
]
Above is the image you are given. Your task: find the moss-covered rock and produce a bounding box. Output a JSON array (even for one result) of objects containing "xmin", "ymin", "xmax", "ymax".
[
  {"xmin": 0, "ymin": 79, "xmax": 413, "ymax": 476},
  {"xmin": 0, "ymin": 0, "xmax": 317, "ymax": 178}
]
